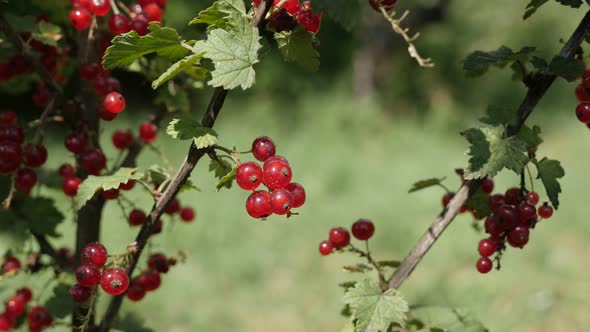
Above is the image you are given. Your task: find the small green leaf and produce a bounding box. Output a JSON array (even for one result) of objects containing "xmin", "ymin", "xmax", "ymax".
[
  {"xmin": 523, "ymin": 0, "xmax": 549, "ymax": 19},
  {"xmin": 408, "ymin": 177, "xmax": 446, "ymax": 193},
  {"xmin": 535, "ymin": 158, "xmax": 564, "ymax": 209},
  {"xmin": 555, "ymin": 0, "xmax": 583, "ymax": 8},
  {"xmin": 155, "ymin": 86, "xmax": 190, "ymax": 113},
  {"xmin": 4, "ymin": 14, "xmax": 37, "ymax": 32},
  {"xmin": 44, "ymin": 283, "xmax": 74, "ymax": 319},
  {"xmin": 189, "ymin": 0, "xmax": 246, "ymax": 29},
  {"xmin": 31, "ymin": 21, "xmax": 62, "ymax": 47},
  {"xmin": 194, "ymin": 133, "xmax": 218, "ymax": 149},
  {"xmin": 76, "ymin": 168, "xmax": 144, "ymax": 207},
  {"xmin": 166, "ymin": 116, "xmax": 218, "ymax": 149},
  {"xmin": 343, "ymin": 279, "xmax": 409, "ymax": 331},
  {"xmin": 193, "ymin": 16, "xmax": 262, "ymax": 90},
  {"xmin": 152, "ymin": 53, "xmax": 204, "ymax": 89},
  {"xmin": 103, "ymin": 23, "xmax": 189, "ymax": 69},
  {"xmin": 409, "ymin": 306, "xmax": 488, "ymax": 332},
  {"xmin": 517, "ymin": 125, "xmax": 543, "ymax": 150},
  {"xmin": 17, "ymin": 197, "xmax": 63, "ymax": 237},
  {"xmin": 548, "ymin": 55, "xmax": 585, "ymax": 81},
  {"xmin": 0, "ymin": 209, "xmax": 29, "ymax": 249},
  {"xmin": 216, "ymin": 165, "xmax": 236, "ymax": 191},
  {"xmin": 343, "ymin": 264, "xmax": 373, "ymax": 273},
  {"xmin": 377, "ymin": 260, "xmax": 401, "ymax": 268},
  {"xmin": 338, "ymin": 281, "xmax": 358, "ymax": 290},
  {"xmin": 463, "ymin": 46, "xmax": 536, "ymax": 76},
  {"xmin": 274, "ymin": 25, "xmax": 320, "ymax": 71},
  {"xmin": 479, "ymin": 105, "xmax": 514, "ymax": 127}
]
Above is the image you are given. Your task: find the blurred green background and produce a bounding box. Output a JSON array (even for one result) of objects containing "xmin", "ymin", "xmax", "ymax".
[{"xmin": 3, "ymin": 0, "xmax": 590, "ymax": 331}]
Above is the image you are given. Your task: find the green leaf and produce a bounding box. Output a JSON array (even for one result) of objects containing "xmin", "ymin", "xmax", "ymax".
[
  {"xmin": 189, "ymin": 0, "xmax": 246, "ymax": 29},
  {"xmin": 408, "ymin": 177, "xmax": 446, "ymax": 193},
  {"xmin": 155, "ymin": 86, "xmax": 190, "ymax": 113},
  {"xmin": 338, "ymin": 281, "xmax": 358, "ymax": 290},
  {"xmin": 192, "ymin": 16, "xmax": 262, "ymax": 90},
  {"xmin": 216, "ymin": 165, "xmax": 236, "ymax": 191},
  {"xmin": 535, "ymin": 158, "xmax": 564, "ymax": 209},
  {"xmin": 465, "ymin": 189, "xmax": 491, "ymax": 218},
  {"xmin": 166, "ymin": 116, "xmax": 219, "ymax": 149},
  {"xmin": 311, "ymin": 0, "xmax": 359, "ymax": 30},
  {"xmin": 377, "ymin": 260, "xmax": 401, "ymax": 268},
  {"xmin": 152, "ymin": 53, "xmax": 204, "ymax": 89},
  {"xmin": 523, "ymin": 0, "xmax": 549, "ymax": 19},
  {"xmin": 17, "ymin": 197, "xmax": 63, "ymax": 237},
  {"xmin": 0, "ymin": 209, "xmax": 29, "ymax": 249},
  {"xmin": 462, "ymin": 126, "xmax": 529, "ymax": 179},
  {"xmin": 479, "ymin": 105, "xmax": 514, "ymax": 127},
  {"xmin": 517, "ymin": 125, "xmax": 543, "ymax": 150},
  {"xmin": 76, "ymin": 168, "xmax": 144, "ymax": 207},
  {"xmin": 555, "ymin": 0, "xmax": 583, "ymax": 8},
  {"xmin": 548, "ymin": 55, "xmax": 585, "ymax": 81},
  {"xmin": 343, "ymin": 263, "xmax": 373, "ymax": 273},
  {"xmin": 409, "ymin": 306, "xmax": 489, "ymax": 332},
  {"xmin": 463, "ymin": 46, "xmax": 536, "ymax": 76},
  {"xmin": 274, "ymin": 26, "xmax": 320, "ymax": 71},
  {"xmin": 209, "ymin": 158, "xmax": 234, "ymax": 190},
  {"xmin": 103, "ymin": 23, "xmax": 189, "ymax": 69},
  {"xmin": 44, "ymin": 283, "xmax": 74, "ymax": 319},
  {"xmin": 3, "ymin": 14, "xmax": 37, "ymax": 32},
  {"xmin": 31, "ymin": 21, "xmax": 62, "ymax": 47},
  {"xmin": 343, "ymin": 279, "xmax": 409, "ymax": 331}
]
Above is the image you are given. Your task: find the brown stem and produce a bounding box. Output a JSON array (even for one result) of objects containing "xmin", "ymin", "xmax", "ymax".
[{"xmin": 387, "ymin": 9, "xmax": 590, "ymax": 290}]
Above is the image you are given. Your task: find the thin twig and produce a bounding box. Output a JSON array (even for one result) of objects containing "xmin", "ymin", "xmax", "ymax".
[
  {"xmin": 1, "ymin": 174, "xmax": 16, "ymax": 209},
  {"xmin": 387, "ymin": 9, "xmax": 590, "ymax": 290},
  {"xmin": 32, "ymin": 97, "xmax": 56, "ymax": 144}
]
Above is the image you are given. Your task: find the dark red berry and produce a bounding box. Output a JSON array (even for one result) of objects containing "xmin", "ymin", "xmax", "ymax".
[
  {"xmin": 351, "ymin": 218, "xmax": 375, "ymax": 241},
  {"xmin": 478, "ymin": 238, "xmax": 497, "ymax": 257},
  {"xmin": 16, "ymin": 288, "xmax": 32, "ymax": 303},
  {"xmin": 62, "ymin": 177, "xmax": 82, "ymax": 197},
  {"xmin": 28, "ymin": 306, "xmax": 52, "ymax": 326},
  {"xmin": 119, "ymin": 180, "xmax": 135, "ymax": 191},
  {"xmin": 148, "ymin": 253, "xmax": 169, "ymax": 273},
  {"xmin": 538, "ymin": 203, "xmax": 553, "ymax": 219},
  {"xmin": 236, "ymin": 162, "xmax": 263, "ymax": 190},
  {"xmin": 328, "ymin": 227, "xmax": 350, "ymax": 248},
  {"xmin": 58, "ymin": 163, "xmax": 76, "ymax": 178},
  {"xmin": 0, "ymin": 313, "xmax": 13, "ymax": 331},
  {"xmin": 79, "ymin": 63, "xmax": 100, "ymax": 80},
  {"xmin": 137, "ymin": 270, "xmax": 161, "ymax": 291},
  {"xmin": 263, "ymin": 155, "xmax": 289, "ymax": 168},
  {"xmin": 102, "ymin": 188, "xmax": 119, "ymax": 200},
  {"xmin": 75, "ymin": 264, "xmax": 101, "ymax": 287},
  {"xmin": 270, "ymin": 188, "xmax": 293, "ymax": 215},
  {"xmin": 126, "ymin": 282, "xmax": 146, "ymax": 301},
  {"xmin": 2, "ymin": 256, "xmax": 21, "ymax": 273},
  {"xmin": 269, "ymin": 7, "xmax": 297, "ymax": 32},
  {"xmin": 480, "ymin": 178, "xmax": 494, "ymax": 194},
  {"xmin": 0, "ymin": 111, "xmax": 16, "ymax": 126},
  {"xmin": 575, "ymin": 84, "xmax": 590, "ymax": 102},
  {"xmin": 100, "ymin": 268, "xmax": 129, "ymax": 295},
  {"xmin": 130, "ymin": 14, "xmax": 150, "ymax": 35},
  {"xmin": 526, "ymin": 191, "xmax": 539, "ymax": 205},
  {"xmin": 0, "ymin": 126, "xmax": 24, "ymax": 144},
  {"xmin": 129, "ymin": 209, "xmax": 146, "ymax": 226},
  {"xmin": 507, "ymin": 226, "xmax": 529, "ymax": 248},
  {"xmin": 80, "ymin": 242, "xmax": 108, "ymax": 267},
  {"xmin": 504, "ymin": 187, "xmax": 521, "ymax": 206},
  {"xmin": 368, "ymin": 0, "xmax": 398, "ymax": 12},
  {"xmin": 262, "ymin": 161, "xmax": 292, "ymax": 190},
  {"xmin": 252, "ymin": 136, "xmax": 276, "ymax": 161},
  {"xmin": 82, "ymin": 149, "xmax": 106, "ymax": 175},
  {"xmin": 65, "ymin": 132, "xmax": 88, "ymax": 154},
  {"xmin": 488, "ymin": 194, "xmax": 506, "ymax": 211},
  {"xmin": 484, "ymin": 215, "xmax": 502, "ymax": 236},
  {"xmin": 0, "ymin": 142, "xmax": 21, "ymax": 175},
  {"xmin": 442, "ymin": 192, "xmax": 454, "ymax": 207},
  {"xmin": 179, "ymin": 207, "xmax": 195, "ymax": 222},
  {"xmin": 165, "ymin": 198, "xmax": 180, "ymax": 215},
  {"xmin": 576, "ymin": 103, "xmax": 590, "ymax": 123},
  {"xmin": 151, "ymin": 219, "xmax": 163, "ymax": 235},
  {"xmin": 69, "ymin": 8, "xmax": 92, "ymax": 30},
  {"xmin": 89, "ymin": 0, "xmax": 110, "ymax": 16},
  {"xmin": 139, "ymin": 122, "xmax": 157, "ymax": 143},
  {"xmin": 104, "ymin": 92, "xmax": 126, "ymax": 114},
  {"xmin": 517, "ymin": 202, "xmax": 536, "ymax": 223},
  {"xmin": 112, "ymin": 130, "xmax": 134, "ymax": 150},
  {"xmin": 97, "ymin": 105, "xmax": 118, "ymax": 121},
  {"xmin": 495, "ymin": 205, "xmax": 518, "ymax": 231},
  {"xmin": 285, "ymin": 182, "xmax": 306, "ymax": 208},
  {"xmin": 143, "ymin": 3, "xmax": 163, "ymax": 22},
  {"xmin": 23, "ymin": 144, "xmax": 48, "ymax": 168},
  {"xmin": 108, "ymin": 14, "xmax": 130, "ymax": 34},
  {"xmin": 476, "ymin": 256, "xmax": 493, "ymax": 274},
  {"xmin": 15, "ymin": 168, "xmax": 37, "ymax": 193},
  {"xmin": 5, "ymin": 296, "xmax": 25, "ymax": 319},
  {"xmin": 93, "ymin": 76, "xmax": 111, "ymax": 95},
  {"xmin": 318, "ymin": 240, "xmax": 333, "ymax": 256},
  {"xmin": 245, "ymin": 190, "xmax": 272, "ymax": 218},
  {"xmin": 69, "ymin": 284, "xmax": 92, "ymax": 304}
]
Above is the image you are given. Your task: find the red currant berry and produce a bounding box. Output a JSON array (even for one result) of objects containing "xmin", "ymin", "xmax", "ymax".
[
  {"xmin": 576, "ymin": 103, "xmax": 590, "ymax": 123},
  {"xmin": 484, "ymin": 215, "xmax": 502, "ymax": 236},
  {"xmin": 129, "ymin": 209, "xmax": 146, "ymax": 226},
  {"xmin": 504, "ymin": 187, "xmax": 521, "ymax": 206},
  {"xmin": 107, "ymin": 77, "xmax": 121, "ymax": 93},
  {"xmin": 507, "ymin": 226, "xmax": 529, "ymax": 248},
  {"xmin": 112, "ymin": 130, "xmax": 134, "ymax": 150},
  {"xmin": 15, "ymin": 168, "xmax": 37, "ymax": 193},
  {"xmin": 318, "ymin": 240, "xmax": 333, "ymax": 256},
  {"xmin": 442, "ymin": 192, "xmax": 454, "ymax": 207},
  {"xmin": 245, "ymin": 190, "xmax": 272, "ymax": 218},
  {"xmin": 28, "ymin": 306, "xmax": 52, "ymax": 326},
  {"xmin": 179, "ymin": 207, "xmax": 195, "ymax": 222},
  {"xmin": 89, "ymin": 0, "xmax": 110, "ymax": 16},
  {"xmin": 57, "ymin": 247, "xmax": 76, "ymax": 265},
  {"xmin": 488, "ymin": 194, "xmax": 506, "ymax": 211},
  {"xmin": 102, "ymin": 188, "xmax": 119, "ymax": 200},
  {"xmin": 137, "ymin": 270, "xmax": 161, "ymax": 291},
  {"xmin": 478, "ymin": 238, "xmax": 497, "ymax": 257},
  {"xmin": 72, "ymin": 0, "xmax": 92, "ymax": 9},
  {"xmin": 16, "ymin": 288, "xmax": 32, "ymax": 303},
  {"xmin": 80, "ymin": 242, "xmax": 108, "ymax": 267},
  {"xmin": 294, "ymin": 6, "xmax": 322, "ymax": 34},
  {"xmin": 0, "ymin": 142, "xmax": 21, "ymax": 175},
  {"xmin": 538, "ymin": 203, "xmax": 553, "ymax": 219},
  {"xmin": 23, "ymin": 144, "xmax": 48, "ymax": 168},
  {"xmin": 148, "ymin": 253, "xmax": 169, "ymax": 273},
  {"xmin": 368, "ymin": 0, "xmax": 398, "ymax": 11},
  {"xmin": 100, "ymin": 267, "xmax": 130, "ymax": 295},
  {"xmin": 62, "ymin": 177, "xmax": 82, "ymax": 197},
  {"xmin": 575, "ymin": 84, "xmax": 590, "ymax": 102},
  {"xmin": 0, "ymin": 111, "xmax": 16, "ymax": 126},
  {"xmin": 0, "ymin": 313, "xmax": 12, "ymax": 331},
  {"xmin": 75, "ymin": 264, "xmax": 101, "ymax": 287},
  {"xmin": 0, "ymin": 63, "xmax": 13, "ymax": 81},
  {"xmin": 236, "ymin": 162, "xmax": 263, "ymax": 190},
  {"xmin": 69, "ymin": 284, "xmax": 91, "ymax": 304},
  {"xmin": 143, "ymin": 3, "xmax": 163, "ymax": 22},
  {"xmin": 495, "ymin": 205, "xmax": 518, "ymax": 231},
  {"xmin": 263, "ymin": 155, "xmax": 289, "ymax": 167},
  {"xmin": 108, "ymin": 14, "xmax": 130, "ymax": 34},
  {"xmin": 151, "ymin": 219, "xmax": 163, "ymax": 235},
  {"xmin": 517, "ymin": 202, "xmax": 536, "ymax": 223},
  {"xmin": 0, "ymin": 126, "xmax": 25, "ymax": 144},
  {"xmin": 329, "ymin": 227, "xmax": 350, "ymax": 248},
  {"xmin": 126, "ymin": 282, "xmax": 146, "ymax": 301},
  {"xmin": 130, "ymin": 14, "xmax": 150, "ymax": 36},
  {"xmin": 93, "ymin": 76, "xmax": 111, "ymax": 95},
  {"xmin": 252, "ymin": 136, "xmax": 276, "ymax": 161},
  {"xmin": 5, "ymin": 296, "xmax": 25, "ymax": 319},
  {"xmin": 64, "ymin": 132, "xmax": 88, "ymax": 154},
  {"xmin": 351, "ymin": 218, "xmax": 375, "ymax": 241},
  {"xmin": 97, "ymin": 105, "xmax": 118, "ymax": 121},
  {"xmin": 79, "ymin": 63, "xmax": 100, "ymax": 80},
  {"xmin": 165, "ymin": 198, "xmax": 180, "ymax": 215},
  {"xmin": 269, "ymin": 188, "xmax": 293, "ymax": 215},
  {"xmin": 82, "ymin": 149, "xmax": 106, "ymax": 175},
  {"xmin": 119, "ymin": 180, "xmax": 135, "ymax": 191},
  {"xmin": 262, "ymin": 161, "xmax": 292, "ymax": 190},
  {"xmin": 58, "ymin": 163, "xmax": 76, "ymax": 178},
  {"xmin": 285, "ymin": 182, "xmax": 306, "ymax": 208},
  {"xmin": 2, "ymin": 256, "xmax": 21, "ymax": 273},
  {"xmin": 69, "ymin": 8, "xmax": 92, "ymax": 30},
  {"xmin": 476, "ymin": 256, "xmax": 493, "ymax": 274},
  {"xmin": 269, "ymin": 7, "xmax": 297, "ymax": 32},
  {"xmin": 139, "ymin": 122, "xmax": 157, "ymax": 143},
  {"xmin": 103, "ymin": 92, "xmax": 126, "ymax": 114},
  {"xmin": 526, "ymin": 191, "xmax": 539, "ymax": 205},
  {"xmin": 480, "ymin": 178, "xmax": 494, "ymax": 194}
]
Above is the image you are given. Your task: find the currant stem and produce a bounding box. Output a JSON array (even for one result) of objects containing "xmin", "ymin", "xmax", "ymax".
[{"xmin": 525, "ymin": 164, "xmax": 535, "ymax": 193}]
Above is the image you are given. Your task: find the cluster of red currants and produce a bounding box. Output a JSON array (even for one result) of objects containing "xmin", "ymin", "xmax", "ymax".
[
  {"xmin": 128, "ymin": 198, "xmax": 195, "ymax": 227},
  {"xmin": 125, "ymin": 252, "xmax": 177, "ymax": 301},
  {"xmin": 0, "ymin": 288, "xmax": 53, "ymax": 332},
  {"xmin": 574, "ymin": 69, "xmax": 590, "ymax": 128},
  {"xmin": 474, "ymin": 182, "xmax": 554, "ymax": 274},
  {"xmin": 318, "ymin": 219, "xmax": 375, "ymax": 255},
  {"xmin": 71, "ymin": 242, "xmax": 130, "ymax": 302},
  {"xmin": 237, "ymin": 136, "xmax": 306, "ymax": 219},
  {"xmin": 254, "ymin": 0, "xmax": 322, "ymax": 34},
  {"xmin": 69, "ymin": 0, "xmax": 166, "ymax": 36},
  {"xmin": 0, "ymin": 111, "xmax": 48, "ymax": 193}
]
